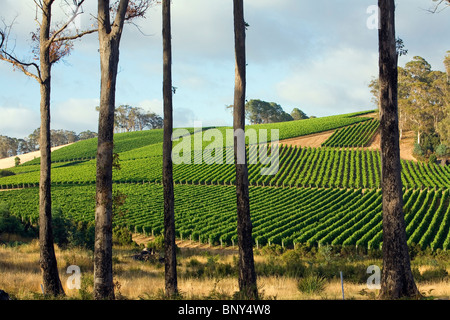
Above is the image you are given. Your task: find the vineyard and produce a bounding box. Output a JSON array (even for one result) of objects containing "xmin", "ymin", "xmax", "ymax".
[
  {"xmin": 2, "ymin": 145, "xmax": 450, "ymax": 190},
  {"xmin": 321, "ymin": 119, "xmax": 379, "ymax": 148},
  {"xmin": 1, "ymin": 184, "xmax": 449, "ymax": 250},
  {"xmin": 1, "ymin": 110, "xmax": 450, "ymax": 250}
]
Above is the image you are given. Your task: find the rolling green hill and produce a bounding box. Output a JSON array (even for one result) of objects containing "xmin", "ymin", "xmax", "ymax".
[{"xmin": 1, "ymin": 110, "xmax": 449, "ymax": 250}]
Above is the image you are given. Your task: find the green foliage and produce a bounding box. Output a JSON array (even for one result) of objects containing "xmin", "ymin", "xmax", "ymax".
[
  {"xmin": 435, "ymin": 144, "xmax": 448, "ymax": 157},
  {"xmin": 1, "ymin": 110, "xmax": 450, "ymax": 251},
  {"xmin": 421, "ymin": 132, "xmax": 441, "ymax": 155},
  {"xmin": 12, "ymin": 141, "xmax": 450, "ymax": 190},
  {"xmin": 113, "ymin": 226, "xmax": 134, "ymax": 246},
  {"xmin": 51, "ymin": 207, "xmax": 72, "ymax": 248},
  {"xmin": 259, "ymin": 244, "xmax": 285, "ymax": 256},
  {"xmin": 412, "ymin": 266, "xmax": 449, "ymax": 283},
  {"xmin": 51, "ymin": 207, "xmax": 95, "ymax": 250},
  {"xmin": 322, "ymin": 119, "xmax": 379, "ymax": 147},
  {"xmin": 0, "ymin": 170, "xmax": 15, "ymax": 177},
  {"xmin": 429, "ymin": 153, "xmax": 437, "ymax": 164},
  {"xmin": 78, "ymin": 274, "xmax": 94, "ymax": 300},
  {"xmin": 68, "ymin": 221, "xmax": 95, "ymax": 251},
  {"xmin": 1, "ymin": 181, "xmax": 450, "ymax": 250},
  {"xmin": 280, "ymin": 249, "xmax": 307, "ymax": 278},
  {"xmin": 0, "ymin": 202, "xmax": 24, "ymax": 235},
  {"xmin": 297, "ymin": 274, "xmax": 327, "ymax": 294},
  {"xmin": 14, "ymin": 157, "xmax": 20, "ymax": 167},
  {"xmin": 147, "ymin": 235, "xmax": 165, "ymax": 253},
  {"xmin": 413, "ymin": 143, "xmax": 423, "ymax": 156},
  {"xmin": 290, "ymin": 108, "xmax": 309, "ymax": 120},
  {"xmin": 184, "ymin": 252, "xmax": 236, "ymax": 279}
]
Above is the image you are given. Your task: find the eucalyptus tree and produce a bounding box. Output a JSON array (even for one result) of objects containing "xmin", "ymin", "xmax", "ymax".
[
  {"xmin": 94, "ymin": 0, "xmax": 152, "ymax": 300},
  {"xmin": 161, "ymin": 0, "xmax": 178, "ymax": 298},
  {"xmin": 233, "ymin": 0, "xmax": 258, "ymax": 300},
  {"xmin": 0, "ymin": 0, "xmax": 95, "ymax": 297},
  {"xmin": 377, "ymin": 0, "xmax": 420, "ymax": 299}
]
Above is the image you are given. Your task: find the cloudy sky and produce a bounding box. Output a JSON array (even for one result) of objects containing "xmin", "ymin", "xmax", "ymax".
[{"xmin": 0, "ymin": 0, "xmax": 448, "ymax": 139}]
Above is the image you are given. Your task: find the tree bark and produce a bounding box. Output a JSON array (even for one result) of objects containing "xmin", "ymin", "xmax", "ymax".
[
  {"xmin": 94, "ymin": 0, "xmax": 129, "ymax": 300},
  {"xmin": 38, "ymin": 0, "xmax": 65, "ymax": 297},
  {"xmin": 162, "ymin": 0, "xmax": 178, "ymax": 297},
  {"xmin": 233, "ymin": 0, "xmax": 258, "ymax": 300},
  {"xmin": 378, "ymin": 0, "xmax": 420, "ymax": 300}
]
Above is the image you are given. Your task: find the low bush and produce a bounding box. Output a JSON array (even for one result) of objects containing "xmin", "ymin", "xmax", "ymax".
[
  {"xmin": 0, "ymin": 202, "xmax": 36, "ymax": 238},
  {"xmin": 0, "ymin": 170, "xmax": 15, "ymax": 177},
  {"xmin": 297, "ymin": 274, "xmax": 327, "ymax": 294}
]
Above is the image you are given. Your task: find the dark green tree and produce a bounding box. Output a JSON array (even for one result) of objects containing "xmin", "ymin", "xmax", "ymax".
[{"xmin": 290, "ymin": 108, "xmax": 309, "ymax": 120}]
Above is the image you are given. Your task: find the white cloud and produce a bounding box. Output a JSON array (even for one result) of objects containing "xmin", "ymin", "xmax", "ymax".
[
  {"xmin": 52, "ymin": 98, "xmax": 100, "ymax": 133},
  {"xmin": 276, "ymin": 47, "xmax": 378, "ymax": 116},
  {"xmin": 0, "ymin": 105, "xmax": 39, "ymax": 138},
  {"xmin": 0, "ymin": 0, "xmax": 448, "ymax": 133},
  {"xmin": 173, "ymin": 107, "xmax": 196, "ymax": 128},
  {"xmin": 137, "ymin": 99, "xmax": 163, "ymax": 116}
]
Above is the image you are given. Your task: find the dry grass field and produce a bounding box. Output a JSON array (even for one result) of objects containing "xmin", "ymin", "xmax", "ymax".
[{"xmin": 0, "ymin": 237, "xmax": 448, "ymax": 300}]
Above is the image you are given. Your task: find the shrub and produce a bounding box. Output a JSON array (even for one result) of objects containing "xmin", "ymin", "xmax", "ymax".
[
  {"xmin": 260, "ymin": 244, "xmax": 285, "ymax": 256},
  {"xmin": 413, "ymin": 143, "xmax": 423, "ymax": 157},
  {"xmin": 112, "ymin": 226, "xmax": 134, "ymax": 246},
  {"xmin": 51, "ymin": 207, "xmax": 96, "ymax": 250},
  {"xmin": 281, "ymin": 250, "xmax": 307, "ymax": 277},
  {"xmin": 68, "ymin": 221, "xmax": 95, "ymax": 251},
  {"xmin": 0, "ymin": 170, "xmax": 15, "ymax": 177},
  {"xmin": 428, "ymin": 153, "xmax": 437, "ymax": 164},
  {"xmin": 421, "ymin": 267, "xmax": 448, "ymax": 282},
  {"xmin": 297, "ymin": 274, "xmax": 327, "ymax": 294},
  {"xmin": 51, "ymin": 207, "xmax": 72, "ymax": 248},
  {"xmin": 184, "ymin": 253, "xmax": 236, "ymax": 279},
  {"xmin": 0, "ymin": 202, "xmax": 24, "ymax": 235},
  {"xmin": 435, "ymin": 144, "xmax": 448, "ymax": 157},
  {"xmin": 147, "ymin": 235, "xmax": 165, "ymax": 253}
]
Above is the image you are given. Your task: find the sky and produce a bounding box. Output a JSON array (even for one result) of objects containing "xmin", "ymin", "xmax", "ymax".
[{"xmin": 0, "ymin": 0, "xmax": 449, "ymax": 139}]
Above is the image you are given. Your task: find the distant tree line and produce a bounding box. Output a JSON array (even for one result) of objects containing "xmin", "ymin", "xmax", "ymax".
[
  {"xmin": 96, "ymin": 105, "xmax": 163, "ymax": 133},
  {"xmin": 369, "ymin": 53, "xmax": 450, "ymax": 161},
  {"xmin": 0, "ymin": 128, "xmax": 98, "ymax": 159},
  {"xmin": 227, "ymin": 99, "xmax": 310, "ymax": 125}
]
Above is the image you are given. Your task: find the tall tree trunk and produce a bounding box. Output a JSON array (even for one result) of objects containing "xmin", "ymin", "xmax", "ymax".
[
  {"xmin": 162, "ymin": 0, "xmax": 178, "ymax": 297},
  {"xmin": 233, "ymin": 0, "xmax": 258, "ymax": 300},
  {"xmin": 94, "ymin": 0, "xmax": 129, "ymax": 300},
  {"xmin": 378, "ymin": 0, "xmax": 420, "ymax": 300},
  {"xmin": 39, "ymin": 0, "xmax": 65, "ymax": 297}
]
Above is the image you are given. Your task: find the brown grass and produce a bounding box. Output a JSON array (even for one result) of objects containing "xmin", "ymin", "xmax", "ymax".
[{"xmin": 1, "ymin": 240, "xmax": 449, "ymax": 300}]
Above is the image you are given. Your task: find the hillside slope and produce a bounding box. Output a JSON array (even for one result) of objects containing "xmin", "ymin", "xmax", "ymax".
[{"xmin": 0, "ymin": 144, "xmax": 72, "ymax": 170}]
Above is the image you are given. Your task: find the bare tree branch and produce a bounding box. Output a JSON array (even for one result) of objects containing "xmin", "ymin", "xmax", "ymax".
[
  {"xmin": 0, "ymin": 21, "xmax": 42, "ymax": 83},
  {"xmin": 427, "ymin": 0, "xmax": 449, "ymax": 13},
  {"xmin": 0, "ymin": 51, "xmax": 42, "ymax": 83},
  {"xmin": 48, "ymin": 0, "xmax": 86, "ymax": 44},
  {"xmin": 53, "ymin": 28, "xmax": 98, "ymax": 42}
]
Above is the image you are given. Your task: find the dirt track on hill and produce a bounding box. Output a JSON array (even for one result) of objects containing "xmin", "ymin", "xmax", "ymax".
[
  {"xmin": 0, "ymin": 143, "xmax": 72, "ymax": 170},
  {"xmin": 279, "ymin": 130, "xmax": 335, "ymax": 148},
  {"xmin": 278, "ymin": 112, "xmax": 416, "ymax": 162}
]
